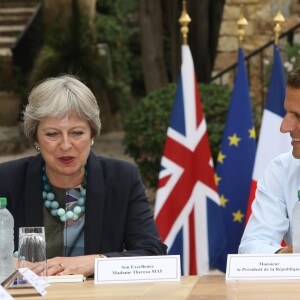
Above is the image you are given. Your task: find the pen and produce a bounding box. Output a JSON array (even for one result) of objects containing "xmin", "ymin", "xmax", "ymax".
[{"xmin": 13, "ymin": 279, "xmax": 28, "ymax": 284}]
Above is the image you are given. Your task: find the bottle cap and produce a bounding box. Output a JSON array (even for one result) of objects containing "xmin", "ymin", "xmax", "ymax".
[{"xmin": 0, "ymin": 197, "xmax": 7, "ymax": 206}]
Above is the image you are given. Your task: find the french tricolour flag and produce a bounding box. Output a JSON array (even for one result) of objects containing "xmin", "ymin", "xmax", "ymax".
[{"xmin": 246, "ymin": 45, "xmax": 291, "ymax": 221}]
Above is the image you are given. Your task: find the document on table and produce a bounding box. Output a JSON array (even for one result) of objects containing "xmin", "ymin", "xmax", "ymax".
[{"xmin": 45, "ymin": 275, "xmax": 86, "ymax": 283}]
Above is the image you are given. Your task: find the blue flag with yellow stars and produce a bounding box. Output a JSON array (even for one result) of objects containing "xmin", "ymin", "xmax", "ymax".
[{"xmin": 215, "ymin": 48, "xmax": 257, "ymax": 271}]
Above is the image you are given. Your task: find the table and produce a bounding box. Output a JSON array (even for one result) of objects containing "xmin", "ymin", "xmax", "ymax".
[
  {"xmin": 189, "ymin": 275, "xmax": 300, "ymax": 299},
  {"xmin": 8, "ymin": 276, "xmax": 199, "ymax": 299},
  {"xmin": 9, "ymin": 275, "xmax": 300, "ymax": 299}
]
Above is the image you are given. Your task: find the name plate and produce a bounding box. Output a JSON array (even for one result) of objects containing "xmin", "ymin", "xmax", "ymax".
[
  {"xmin": 226, "ymin": 254, "xmax": 300, "ymax": 280},
  {"xmin": 94, "ymin": 255, "xmax": 181, "ymax": 284},
  {"xmin": 0, "ymin": 285, "xmax": 14, "ymax": 300}
]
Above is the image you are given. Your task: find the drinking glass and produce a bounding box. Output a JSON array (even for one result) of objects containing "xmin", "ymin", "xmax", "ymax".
[{"xmin": 18, "ymin": 227, "xmax": 47, "ymax": 277}]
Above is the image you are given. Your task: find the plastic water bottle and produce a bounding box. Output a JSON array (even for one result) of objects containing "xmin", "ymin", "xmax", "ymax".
[
  {"xmin": 292, "ymin": 190, "xmax": 300, "ymax": 253},
  {"xmin": 0, "ymin": 197, "xmax": 14, "ymax": 283}
]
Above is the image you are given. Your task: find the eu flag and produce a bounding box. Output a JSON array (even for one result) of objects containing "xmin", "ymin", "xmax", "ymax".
[{"xmin": 215, "ymin": 48, "xmax": 257, "ymax": 271}]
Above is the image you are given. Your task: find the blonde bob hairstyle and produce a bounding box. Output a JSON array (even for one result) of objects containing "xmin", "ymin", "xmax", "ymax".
[{"xmin": 23, "ymin": 74, "xmax": 101, "ymax": 143}]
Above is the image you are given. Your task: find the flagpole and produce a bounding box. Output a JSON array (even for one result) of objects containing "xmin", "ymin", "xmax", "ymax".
[
  {"xmin": 237, "ymin": 4, "xmax": 248, "ymax": 49},
  {"xmin": 178, "ymin": 0, "xmax": 191, "ymax": 45},
  {"xmin": 273, "ymin": 1, "xmax": 285, "ymax": 45}
]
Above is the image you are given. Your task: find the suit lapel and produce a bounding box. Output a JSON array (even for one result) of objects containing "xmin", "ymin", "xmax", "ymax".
[{"xmin": 85, "ymin": 152, "xmax": 105, "ymax": 254}]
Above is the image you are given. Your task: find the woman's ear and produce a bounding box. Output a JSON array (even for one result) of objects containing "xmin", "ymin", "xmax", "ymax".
[{"xmin": 33, "ymin": 141, "xmax": 40, "ymax": 152}]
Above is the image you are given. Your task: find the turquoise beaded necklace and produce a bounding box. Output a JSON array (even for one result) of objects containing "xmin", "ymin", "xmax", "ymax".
[{"xmin": 42, "ymin": 165, "xmax": 87, "ymax": 222}]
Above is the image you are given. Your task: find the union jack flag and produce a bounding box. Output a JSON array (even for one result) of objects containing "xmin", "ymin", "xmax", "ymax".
[{"xmin": 154, "ymin": 45, "xmax": 226, "ymax": 275}]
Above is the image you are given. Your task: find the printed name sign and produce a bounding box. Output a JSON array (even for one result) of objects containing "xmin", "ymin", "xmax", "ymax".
[
  {"xmin": 0, "ymin": 285, "xmax": 14, "ymax": 300},
  {"xmin": 18, "ymin": 268, "xmax": 49, "ymax": 296},
  {"xmin": 226, "ymin": 254, "xmax": 300, "ymax": 280},
  {"xmin": 94, "ymin": 255, "xmax": 181, "ymax": 284}
]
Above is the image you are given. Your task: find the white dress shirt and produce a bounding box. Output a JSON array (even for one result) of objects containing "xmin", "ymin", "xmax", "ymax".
[{"xmin": 239, "ymin": 151, "xmax": 300, "ymax": 254}]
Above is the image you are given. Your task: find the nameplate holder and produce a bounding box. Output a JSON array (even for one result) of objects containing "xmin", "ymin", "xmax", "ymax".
[
  {"xmin": 18, "ymin": 268, "xmax": 49, "ymax": 295},
  {"xmin": 1, "ymin": 268, "xmax": 48, "ymax": 296},
  {"xmin": 226, "ymin": 254, "xmax": 300, "ymax": 280},
  {"xmin": 0, "ymin": 285, "xmax": 14, "ymax": 300},
  {"xmin": 94, "ymin": 255, "xmax": 181, "ymax": 284}
]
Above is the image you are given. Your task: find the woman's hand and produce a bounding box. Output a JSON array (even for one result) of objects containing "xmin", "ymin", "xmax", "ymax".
[{"xmin": 46, "ymin": 254, "xmax": 100, "ymax": 277}]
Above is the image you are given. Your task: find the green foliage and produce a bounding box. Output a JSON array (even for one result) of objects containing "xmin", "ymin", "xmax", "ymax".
[
  {"xmin": 284, "ymin": 43, "xmax": 300, "ymax": 72},
  {"xmin": 263, "ymin": 43, "xmax": 300, "ymax": 88},
  {"xmin": 201, "ymin": 84, "xmax": 232, "ymax": 154},
  {"xmin": 29, "ymin": 0, "xmax": 104, "ymax": 88},
  {"xmin": 123, "ymin": 83, "xmax": 231, "ymax": 188},
  {"xmin": 95, "ymin": 0, "xmax": 141, "ymax": 112}
]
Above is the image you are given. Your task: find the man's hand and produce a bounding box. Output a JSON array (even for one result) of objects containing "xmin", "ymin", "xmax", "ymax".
[{"xmin": 276, "ymin": 245, "xmax": 293, "ymax": 253}]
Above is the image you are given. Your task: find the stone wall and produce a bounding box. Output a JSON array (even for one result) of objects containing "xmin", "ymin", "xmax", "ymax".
[{"xmin": 213, "ymin": 0, "xmax": 300, "ymax": 111}]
